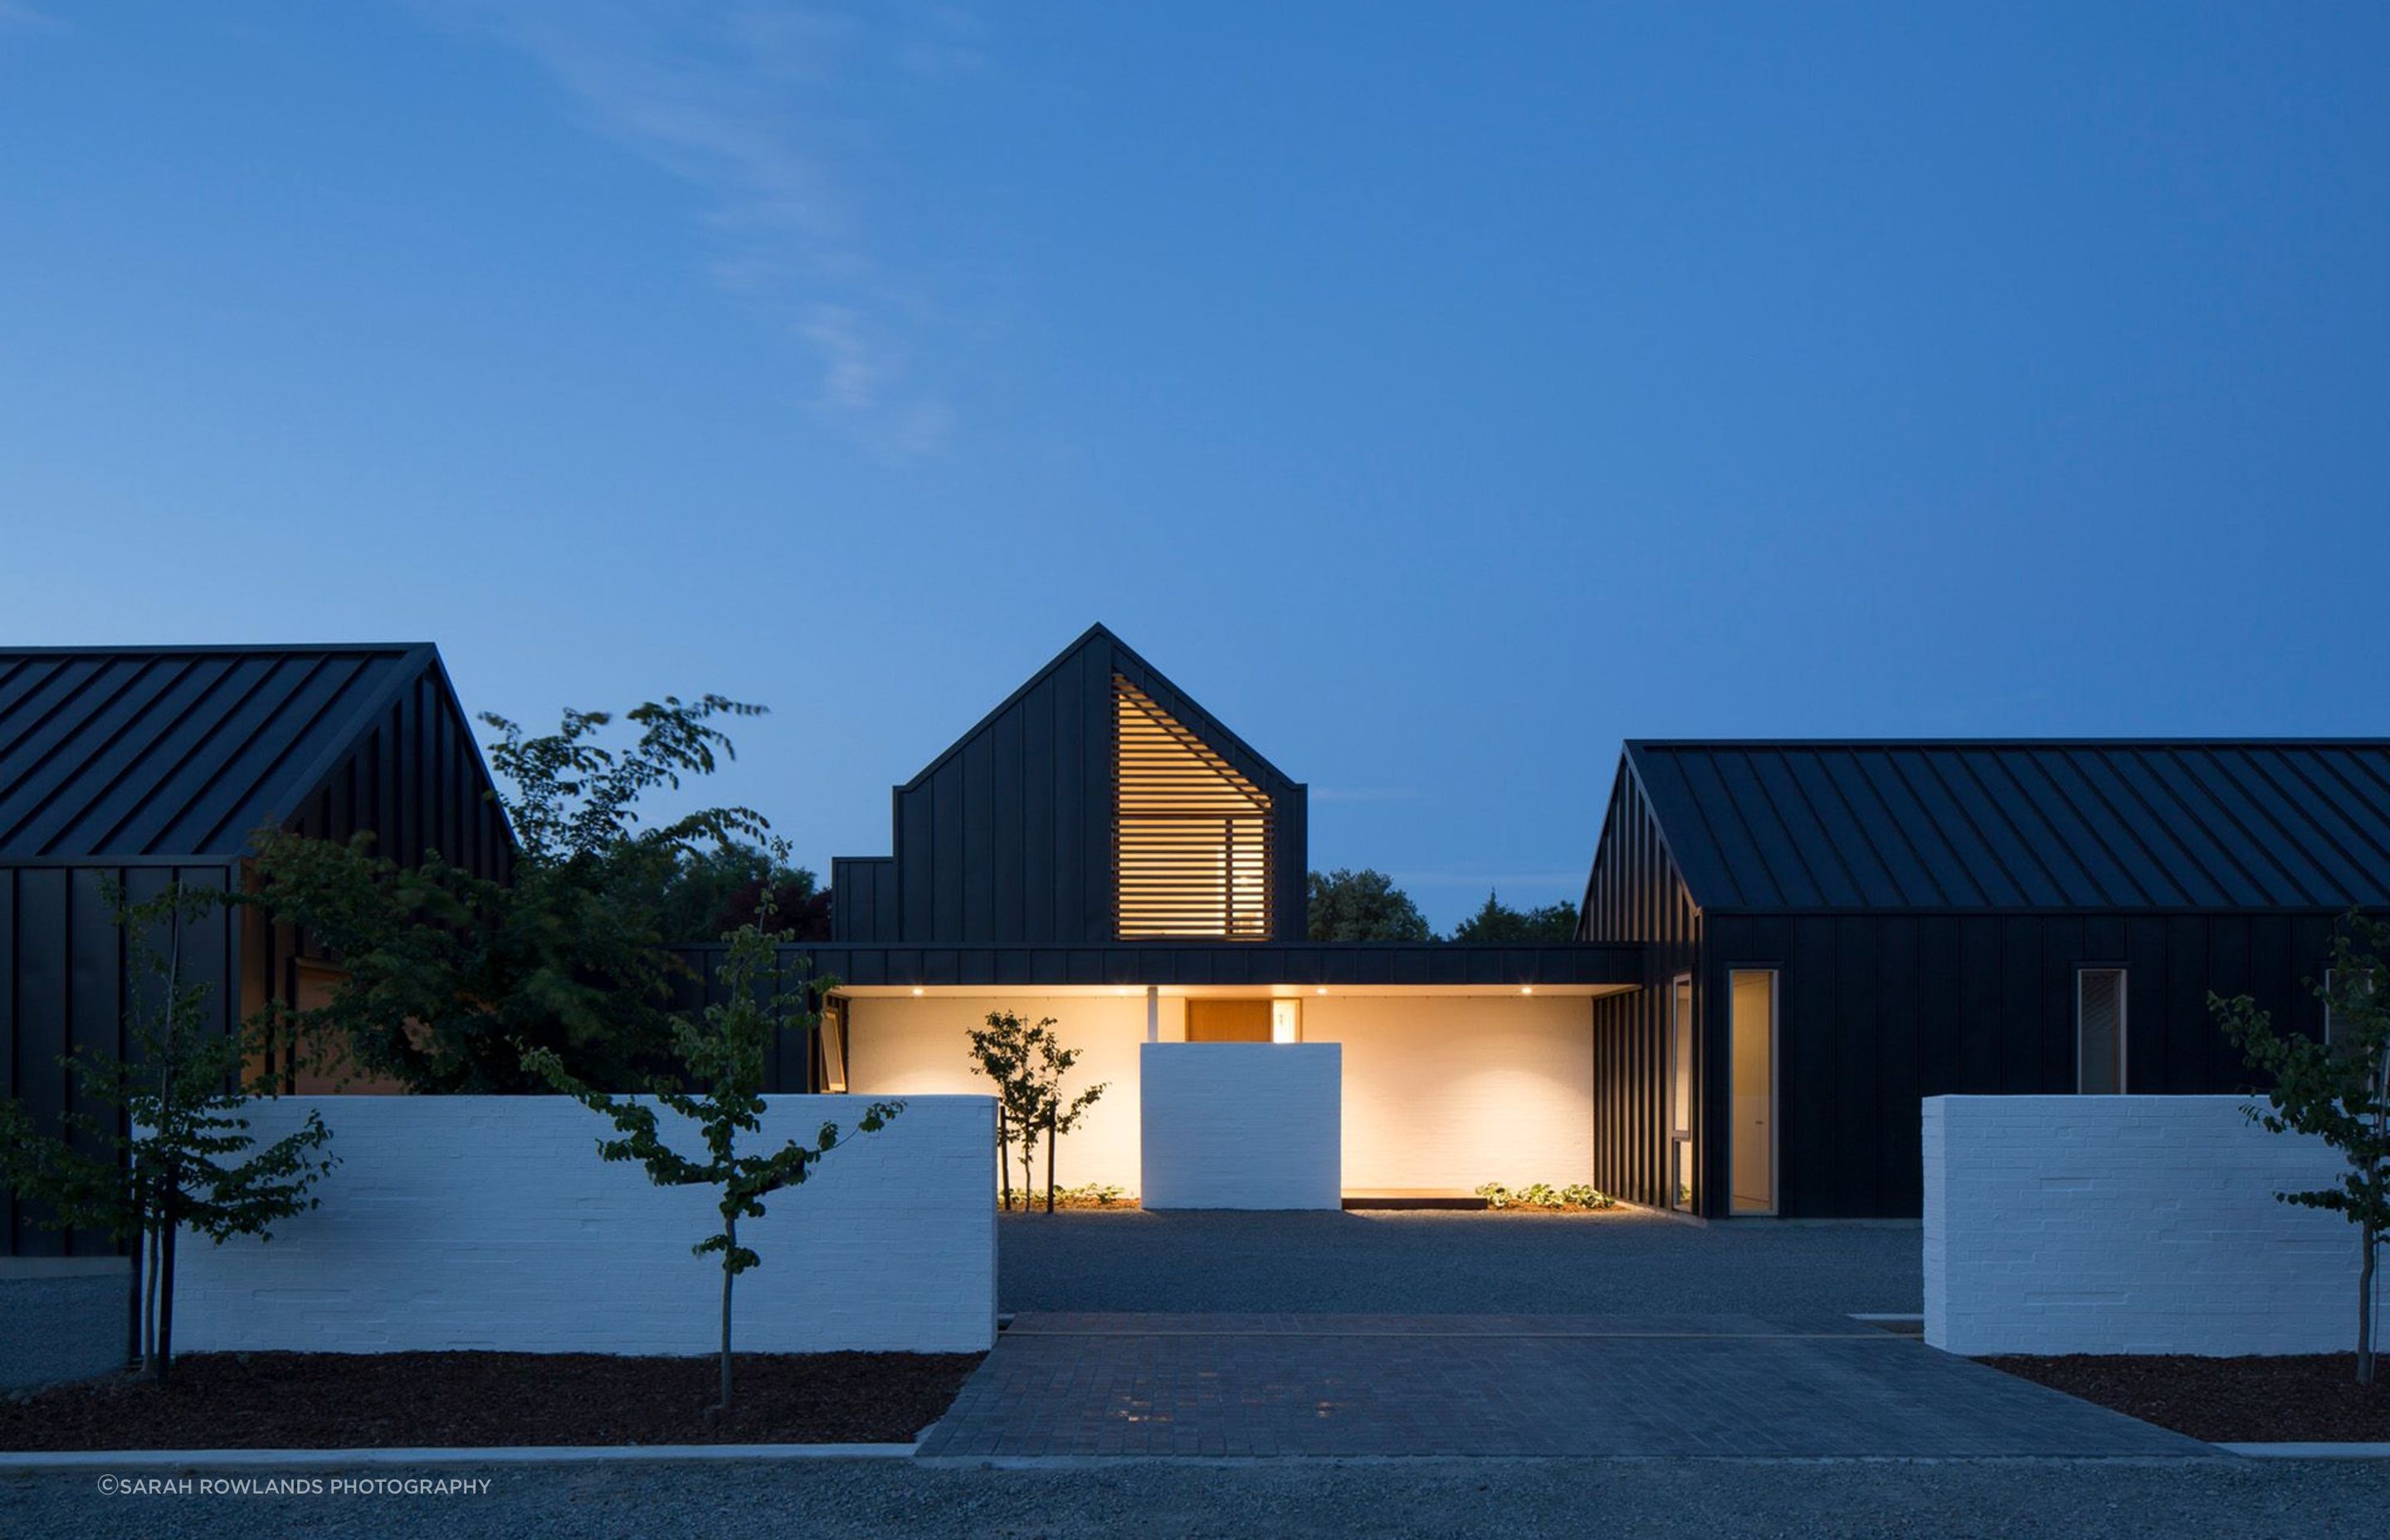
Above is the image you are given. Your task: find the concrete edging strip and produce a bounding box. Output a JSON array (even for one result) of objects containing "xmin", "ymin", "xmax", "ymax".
[
  {"xmin": 2217, "ymin": 1442, "xmax": 2390, "ymax": 1460},
  {"xmin": 0, "ymin": 1443, "xmax": 918, "ymax": 1470}
]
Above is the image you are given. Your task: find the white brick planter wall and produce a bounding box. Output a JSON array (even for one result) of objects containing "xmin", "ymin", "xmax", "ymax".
[
  {"xmin": 172, "ymin": 1095, "xmax": 997, "ymax": 1355},
  {"xmin": 1924, "ymin": 1094, "xmax": 2363, "ymax": 1356},
  {"xmin": 1139, "ymin": 1043, "xmax": 1341, "ymax": 1209}
]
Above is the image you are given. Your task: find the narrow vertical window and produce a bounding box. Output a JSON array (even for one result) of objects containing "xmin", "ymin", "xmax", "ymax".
[
  {"xmin": 1729, "ymin": 969, "xmax": 1776, "ymax": 1216},
  {"xmin": 1669, "ymin": 973, "xmax": 1695, "ymax": 1213},
  {"xmin": 2325, "ymin": 968, "xmax": 2373, "ymax": 1045},
  {"xmin": 2076, "ymin": 967, "xmax": 2127, "ymax": 1094}
]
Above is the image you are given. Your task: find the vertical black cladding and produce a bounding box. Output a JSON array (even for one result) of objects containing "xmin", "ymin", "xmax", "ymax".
[
  {"xmin": 1584, "ymin": 740, "xmax": 2375, "ymax": 1219},
  {"xmin": 1583, "ymin": 759, "xmax": 1700, "ymax": 1210},
  {"xmin": 1, "ymin": 645, "xmax": 516, "ymax": 1257},
  {"xmin": 832, "ymin": 626, "xmax": 1309, "ymax": 948}
]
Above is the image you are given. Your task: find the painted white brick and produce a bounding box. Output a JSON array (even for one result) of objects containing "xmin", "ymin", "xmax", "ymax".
[
  {"xmin": 1924, "ymin": 1094, "xmax": 2361, "ymax": 1356},
  {"xmin": 1139, "ymin": 1043, "xmax": 1340, "ymax": 1209},
  {"xmin": 171, "ymin": 1095, "xmax": 997, "ymax": 1355}
]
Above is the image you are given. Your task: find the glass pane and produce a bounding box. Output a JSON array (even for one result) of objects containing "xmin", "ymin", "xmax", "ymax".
[
  {"xmin": 1670, "ymin": 976, "xmax": 1694, "ymax": 1136},
  {"xmin": 2078, "ymin": 969, "xmax": 2124, "ymax": 1093},
  {"xmin": 1729, "ymin": 970, "xmax": 1775, "ymax": 1216}
]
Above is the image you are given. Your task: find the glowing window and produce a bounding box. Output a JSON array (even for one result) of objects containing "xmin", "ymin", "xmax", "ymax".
[{"xmin": 1114, "ymin": 675, "xmax": 1273, "ymax": 939}]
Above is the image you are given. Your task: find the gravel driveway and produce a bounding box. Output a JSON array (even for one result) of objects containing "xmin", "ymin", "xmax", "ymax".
[
  {"xmin": 1000, "ymin": 1209, "xmax": 1921, "ymax": 1317},
  {"xmin": 6, "ymin": 1456, "xmax": 2381, "ymax": 1539}
]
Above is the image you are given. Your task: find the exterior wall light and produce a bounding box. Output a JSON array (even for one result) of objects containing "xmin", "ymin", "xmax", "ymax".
[
  {"xmin": 1519, "ymin": 987, "xmax": 1534, "ymax": 996},
  {"xmin": 910, "ymin": 987, "xmax": 924, "ymax": 997}
]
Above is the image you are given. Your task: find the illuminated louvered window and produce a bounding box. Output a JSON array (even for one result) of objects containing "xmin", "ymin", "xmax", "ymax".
[{"xmin": 1115, "ymin": 675, "xmax": 1272, "ymax": 939}]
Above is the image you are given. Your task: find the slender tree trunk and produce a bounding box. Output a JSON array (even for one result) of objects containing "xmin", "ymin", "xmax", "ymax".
[
  {"xmin": 140, "ymin": 1218, "xmax": 159, "ymax": 1371},
  {"xmin": 2362, "ymin": 1217, "xmax": 2378, "ymax": 1387},
  {"xmin": 717, "ymin": 1217, "xmax": 736, "ymax": 1418},
  {"xmin": 1046, "ymin": 1107, "xmax": 1056, "ymax": 1215},
  {"xmin": 997, "ymin": 1104, "xmax": 1013, "ymax": 1211},
  {"xmin": 154, "ymin": 1196, "xmax": 178, "ymax": 1385}
]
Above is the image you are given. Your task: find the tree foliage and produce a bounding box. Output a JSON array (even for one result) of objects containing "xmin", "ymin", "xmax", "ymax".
[
  {"xmin": 1446, "ymin": 889, "xmax": 1580, "ymax": 943},
  {"xmin": 650, "ymin": 841, "xmax": 829, "ymax": 943},
  {"xmin": 248, "ymin": 694, "xmax": 773, "ymax": 1093},
  {"xmin": 2211, "ymin": 911, "xmax": 2390, "ymax": 1386},
  {"xmin": 966, "ymin": 1011, "xmax": 1106, "ymax": 1211},
  {"xmin": 0, "ymin": 882, "xmax": 336, "ymax": 1382},
  {"xmin": 524, "ymin": 913, "xmax": 899, "ymax": 1420},
  {"xmin": 1305, "ymin": 868, "xmax": 1432, "ymax": 942}
]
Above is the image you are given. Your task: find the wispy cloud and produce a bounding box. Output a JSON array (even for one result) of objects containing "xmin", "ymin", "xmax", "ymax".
[
  {"xmin": 0, "ymin": 2, "xmax": 61, "ymax": 32},
  {"xmin": 412, "ymin": 1, "xmax": 976, "ymax": 460}
]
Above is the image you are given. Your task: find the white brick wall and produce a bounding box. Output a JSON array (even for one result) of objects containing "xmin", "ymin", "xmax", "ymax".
[
  {"xmin": 1139, "ymin": 1043, "xmax": 1341, "ymax": 1209},
  {"xmin": 172, "ymin": 1095, "xmax": 997, "ymax": 1356},
  {"xmin": 1924, "ymin": 1094, "xmax": 2362, "ymax": 1356}
]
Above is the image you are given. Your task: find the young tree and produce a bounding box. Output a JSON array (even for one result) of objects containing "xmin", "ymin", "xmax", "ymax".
[
  {"xmin": 1306, "ymin": 868, "xmax": 1432, "ymax": 941},
  {"xmin": 524, "ymin": 914, "xmax": 900, "ymax": 1421},
  {"xmin": 0, "ymin": 882, "xmax": 336, "ymax": 1382},
  {"xmin": 966, "ymin": 1011, "xmax": 1106, "ymax": 1211},
  {"xmin": 1446, "ymin": 889, "xmax": 1581, "ymax": 943},
  {"xmin": 2211, "ymin": 911, "xmax": 2390, "ymax": 1386},
  {"xmin": 249, "ymin": 694, "xmax": 773, "ymax": 1093}
]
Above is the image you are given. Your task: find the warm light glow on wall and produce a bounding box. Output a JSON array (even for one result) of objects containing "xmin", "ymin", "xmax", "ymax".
[{"xmin": 1114, "ymin": 675, "xmax": 1273, "ymax": 940}]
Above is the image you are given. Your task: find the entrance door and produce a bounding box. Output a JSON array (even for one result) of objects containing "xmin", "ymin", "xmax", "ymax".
[
  {"xmin": 1668, "ymin": 973, "xmax": 1695, "ymax": 1212},
  {"xmin": 1729, "ymin": 970, "xmax": 1777, "ymax": 1215},
  {"xmin": 1186, "ymin": 998, "xmax": 1272, "ymax": 1041}
]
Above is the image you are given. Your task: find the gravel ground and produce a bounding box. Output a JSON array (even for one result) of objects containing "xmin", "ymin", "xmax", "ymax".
[
  {"xmin": 1000, "ymin": 1209, "xmax": 1922, "ymax": 1316},
  {"xmin": 4, "ymin": 1455, "xmax": 2379, "ymax": 1539}
]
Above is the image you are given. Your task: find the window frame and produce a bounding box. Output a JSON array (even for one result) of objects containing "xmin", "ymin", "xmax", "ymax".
[{"xmin": 2075, "ymin": 966, "xmax": 2129, "ymax": 1094}]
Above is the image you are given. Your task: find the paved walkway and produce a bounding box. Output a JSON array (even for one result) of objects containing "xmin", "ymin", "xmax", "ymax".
[
  {"xmin": 919, "ymin": 1312, "xmax": 2207, "ymax": 1460},
  {"xmin": 1000, "ymin": 1209, "xmax": 1921, "ymax": 1317}
]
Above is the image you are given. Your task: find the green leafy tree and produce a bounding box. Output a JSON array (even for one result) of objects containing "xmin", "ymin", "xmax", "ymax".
[
  {"xmin": 1446, "ymin": 889, "xmax": 1581, "ymax": 943},
  {"xmin": 0, "ymin": 882, "xmax": 335, "ymax": 1383},
  {"xmin": 1306, "ymin": 868, "xmax": 1432, "ymax": 942},
  {"xmin": 966, "ymin": 1011, "xmax": 1106, "ymax": 1211},
  {"xmin": 249, "ymin": 694, "xmax": 772, "ymax": 1093},
  {"xmin": 651, "ymin": 841, "xmax": 830, "ymax": 943},
  {"xmin": 524, "ymin": 913, "xmax": 900, "ymax": 1421},
  {"xmin": 2211, "ymin": 911, "xmax": 2390, "ymax": 1386}
]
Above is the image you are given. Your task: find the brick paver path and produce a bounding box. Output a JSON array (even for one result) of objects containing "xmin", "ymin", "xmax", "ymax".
[{"xmin": 917, "ymin": 1313, "xmax": 2209, "ymax": 1460}]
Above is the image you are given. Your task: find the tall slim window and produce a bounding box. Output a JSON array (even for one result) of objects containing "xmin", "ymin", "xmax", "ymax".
[
  {"xmin": 1114, "ymin": 675, "xmax": 1273, "ymax": 939},
  {"xmin": 1669, "ymin": 973, "xmax": 1695, "ymax": 1212},
  {"xmin": 1729, "ymin": 969, "xmax": 1777, "ymax": 1216},
  {"xmin": 2077, "ymin": 967, "xmax": 2127, "ymax": 1094},
  {"xmin": 2325, "ymin": 968, "xmax": 2373, "ymax": 1045}
]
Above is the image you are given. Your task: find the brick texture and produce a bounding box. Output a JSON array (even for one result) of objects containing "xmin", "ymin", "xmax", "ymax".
[
  {"xmin": 1924, "ymin": 1094, "xmax": 2358, "ymax": 1356},
  {"xmin": 171, "ymin": 1095, "xmax": 997, "ymax": 1355},
  {"xmin": 1139, "ymin": 1044, "xmax": 1340, "ymax": 1209}
]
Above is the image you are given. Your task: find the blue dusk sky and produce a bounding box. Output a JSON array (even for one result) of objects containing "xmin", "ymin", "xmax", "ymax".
[{"xmin": 2, "ymin": 3, "xmax": 2386, "ymax": 926}]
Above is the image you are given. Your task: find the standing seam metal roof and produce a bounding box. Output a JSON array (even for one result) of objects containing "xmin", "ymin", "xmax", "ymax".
[
  {"xmin": 0, "ymin": 644, "xmax": 439, "ymax": 860},
  {"xmin": 1622, "ymin": 739, "xmax": 2390, "ymax": 912}
]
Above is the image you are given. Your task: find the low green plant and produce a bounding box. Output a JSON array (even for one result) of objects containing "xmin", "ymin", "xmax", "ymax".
[
  {"xmin": 1051, "ymin": 1182, "xmax": 1133, "ymax": 1209},
  {"xmin": 1475, "ymin": 1182, "xmax": 1619, "ymax": 1211}
]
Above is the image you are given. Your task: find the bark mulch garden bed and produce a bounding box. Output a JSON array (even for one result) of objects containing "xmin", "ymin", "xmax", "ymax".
[
  {"xmin": 1983, "ymin": 1353, "xmax": 2390, "ymax": 1444},
  {"xmin": 0, "ymin": 1351, "xmax": 983, "ymax": 1451}
]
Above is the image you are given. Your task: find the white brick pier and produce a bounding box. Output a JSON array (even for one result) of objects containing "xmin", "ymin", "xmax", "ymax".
[{"xmin": 1924, "ymin": 1094, "xmax": 2361, "ymax": 1356}]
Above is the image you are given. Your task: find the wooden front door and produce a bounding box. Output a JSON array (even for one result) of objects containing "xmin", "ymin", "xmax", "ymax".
[{"xmin": 1184, "ymin": 998, "xmax": 1272, "ymax": 1042}]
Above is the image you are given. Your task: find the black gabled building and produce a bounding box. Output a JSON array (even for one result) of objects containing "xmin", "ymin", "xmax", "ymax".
[
  {"xmin": 1584, "ymin": 738, "xmax": 2390, "ymax": 1220},
  {"xmin": 0, "ymin": 643, "xmax": 514, "ymax": 1255}
]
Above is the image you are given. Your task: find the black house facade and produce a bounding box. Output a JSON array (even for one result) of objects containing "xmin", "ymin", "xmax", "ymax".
[{"xmin": 1584, "ymin": 739, "xmax": 2390, "ymax": 1219}]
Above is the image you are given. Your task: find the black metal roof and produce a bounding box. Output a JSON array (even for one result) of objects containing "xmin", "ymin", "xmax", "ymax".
[
  {"xmin": 0, "ymin": 643, "xmax": 451, "ymax": 860},
  {"xmin": 1621, "ymin": 739, "xmax": 2390, "ymax": 913}
]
